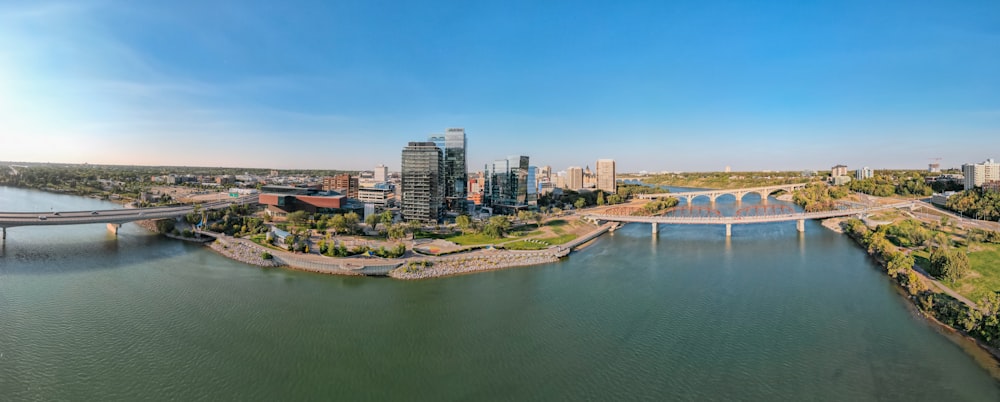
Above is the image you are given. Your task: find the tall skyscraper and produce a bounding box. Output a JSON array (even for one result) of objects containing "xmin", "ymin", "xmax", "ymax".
[
  {"xmin": 596, "ymin": 159, "xmax": 616, "ymax": 194},
  {"xmin": 374, "ymin": 164, "xmax": 388, "ymax": 183},
  {"xmin": 401, "ymin": 142, "xmax": 444, "ymax": 223},
  {"xmin": 567, "ymin": 166, "xmax": 584, "ymax": 190},
  {"xmin": 428, "ymin": 128, "xmax": 468, "ymax": 209}
]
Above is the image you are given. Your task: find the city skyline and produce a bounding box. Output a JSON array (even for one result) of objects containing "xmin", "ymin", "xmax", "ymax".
[{"xmin": 2, "ymin": 0, "xmax": 999, "ymax": 171}]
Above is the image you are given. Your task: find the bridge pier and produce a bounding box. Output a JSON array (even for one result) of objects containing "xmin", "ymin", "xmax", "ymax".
[
  {"xmin": 2, "ymin": 227, "xmax": 5, "ymax": 240},
  {"xmin": 725, "ymin": 223, "xmax": 731, "ymax": 237},
  {"xmin": 796, "ymin": 219, "xmax": 805, "ymax": 233},
  {"xmin": 652, "ymin": 223, "xmax": 659, "ymax": 237},
  {"xmin": 107, "ymin": 223, "xmax": 121, "ymax": 236}
]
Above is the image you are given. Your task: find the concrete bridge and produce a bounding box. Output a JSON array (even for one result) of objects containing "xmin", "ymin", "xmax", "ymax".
[
  {"xmin": 637, "ymin": 183, "xmax": 810, "ymax": 205},
  {"xmin": 584, "ymin": 202, "xmax": 915, "ymax": 237},
  {"xmin": 0, "ymin": 196, "xmax": 256, "ymax": 240}
]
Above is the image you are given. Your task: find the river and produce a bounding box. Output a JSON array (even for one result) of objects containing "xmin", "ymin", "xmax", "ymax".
[{"xmin": 1, "ymin": 186, "xmax": 999, "ymax": 400}]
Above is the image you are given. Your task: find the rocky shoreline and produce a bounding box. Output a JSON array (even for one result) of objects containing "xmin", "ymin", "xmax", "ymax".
[
  {"xmin": 209, "ymin": 238, "xmax": 281, "ymax": 267},
  {"xmin": 389, "ymin": 250, "xmax": 560, "ymax": 280}
]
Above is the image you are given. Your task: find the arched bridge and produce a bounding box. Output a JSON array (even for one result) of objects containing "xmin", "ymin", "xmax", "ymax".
[
  {"xmin": 637, "ymin": 183, "xmax": 810, "ymax": 205},
  {"xmin": 0, "ymin": 196, "xmax": 256, "ymax": 240}
]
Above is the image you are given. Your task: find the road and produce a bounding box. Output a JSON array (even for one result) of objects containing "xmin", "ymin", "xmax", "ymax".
[{"xmin": 0, "ymin": 196, "xmax": 256, "ymax": 228}]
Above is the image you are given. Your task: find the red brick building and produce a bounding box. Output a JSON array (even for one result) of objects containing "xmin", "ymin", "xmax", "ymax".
[{"xmin": 259, "ymin": 193, "xmax": 345, "ymax": 217}]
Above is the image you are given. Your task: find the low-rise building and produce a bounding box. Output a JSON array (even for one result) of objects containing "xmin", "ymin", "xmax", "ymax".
[
  {"xmin": 258, "ymin": 191, "xmax": 357, "ymax": 217},
  {"xmin": 931, "ymin": 191, "xmax": 958, "ymax": 206},
  {"xmin": 357, "ymin": 187, "xmax": 395, "ymax": 211},
  {"xmin": 831, "ymin": 165, "xmax": 848, "ymax": 177}
]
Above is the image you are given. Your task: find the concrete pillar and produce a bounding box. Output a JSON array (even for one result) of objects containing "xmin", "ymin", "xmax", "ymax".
[
  {"xmin": 725, "ymin": 223, "xmax": 732, "ymax": 237},
  {"xmin": 2, "ymin": 227, "xmax": 5, "ymax": 240},
  {"xmin": 107, "ymin": 223, "xmax": 121, "ymax": 236},
  {"xmin": 651, "ymin": 222, "xmax": 658, "ymax": 236},
  {"xmin": 796, "ymin": 219, "xmax": 805, "ymax": 232}
]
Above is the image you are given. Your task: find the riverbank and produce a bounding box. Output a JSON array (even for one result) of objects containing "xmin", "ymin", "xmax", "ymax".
[{"xmin": 838, "ymin": 219, "xmax": 1000, "ymax": 371}]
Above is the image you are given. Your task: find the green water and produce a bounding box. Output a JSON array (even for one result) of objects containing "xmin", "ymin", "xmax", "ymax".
[{"xmin": 1, "ymin": 186, "xmax": 999, "ymax": 401}]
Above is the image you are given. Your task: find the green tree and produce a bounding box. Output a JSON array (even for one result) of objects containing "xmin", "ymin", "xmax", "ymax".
[
  {"xmin": 596, "ymin": 191, "xmax": 606, "ymax": 206},
  {"xmin": 343, "ymin": 212, "xmax": 360, "ymax": 232},
  {"xmin": 155, "ymin": 219, "xmax": 175, "ymax": 234},
  {"xmin": 379, "ymin": 210, "xmax": 394, "ymax": 226},
  {"xmin": 482, "ymin": 216, "xmax": 511, "ymax": 239},
  {"xmin": 929, "ymin": 248, "xmax": 971, "ymax": 282},
  {"xmin": 516, "ymin": 210, "xmax": 538, "ymax": 224},
  {"xmin": 365, "ymin": 213, "xmax": 380, "ymax": 229},
  {"xmin": 329, "ymin": 214, "xmax": 348, "ymax": 235},
  {"xmin": 886, "ymin": 252, "xmax": 914, "ymax": 279},
  {"xmin": 574, "ymin": 198, "xmax": 586, "ymax": 209},
  {"xmin": 387, "ymin": 223, "xmax": 407, "ymax": 240},
  {"xmin": 455, "ymin": 215, "xmax": 472, "ymax": 231},
  {"xmin": 287, "ymin": 211, "xmax": 308, "ymax": 226}
]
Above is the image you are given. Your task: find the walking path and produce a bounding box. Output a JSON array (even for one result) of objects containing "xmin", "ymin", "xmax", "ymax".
[
  {"xmin": 195, "ymin": 220, "xmax": 617, "ymax": 279},
  {"xmin": 910, "ymin": 262, "xmax": 978, "ymax": 309}
]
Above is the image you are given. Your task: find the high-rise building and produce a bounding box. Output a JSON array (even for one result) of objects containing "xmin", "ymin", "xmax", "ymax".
[
  {"xmin": 583, "ymin": 166, "xmax": 596, "ymax": 188},
  {"xmin": 962, "ymin": 159, "xmax": 1000, "ymax": 190},
  {"xmin": 831, "ymin": 165, "xmax": 848, "ymax": 178},
  {"xmin": 567, "ymin": 166, "xmax": 584, "ymax": 190},
  {"xmin": 323, "ymin": 174, "xmax": 358, "ymax": 198},
  {"xmin": 855, "ymin": 167, "xmax": 873, "ymax": 180},
  {"xmin": 374, "ymin": 164, "xmax": 388, "ymax": 183},
  {"xmin": 539, "ymin": 166, "xmax": 552, "ymax": 182},
  {"xmin": 485, "ymin": 156, "xmax": 532, "ymax": 212},
  {"xmin": 527, "ymin": 166, "xmax": 538, "ymax": 206},
  {"xmin": 401, "ymin": 142, "xmax": 444, "ymax": 223},
  {"xmin": 555, "ymin": 172, "xmax": 566, "ymax": 189},
  {"xmin": 428, "ymin": 128, "xmax": 468, "ymax": 209},
  {"xmin": 596, "ymin": 159, "xmax": 616, "ymax": 194}
]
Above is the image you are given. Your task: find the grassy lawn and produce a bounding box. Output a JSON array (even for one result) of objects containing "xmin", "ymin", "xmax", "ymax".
[
  {"xmin": 444, "ymin": 232, "xmax": 502, "ymax": 246},
  {"xmin": 869, "ymin": 210, "xmax": 902, "ymax": 221},
  {"xmin": 539, "ymin": 233, "xmax": 578, "ymax": 245},
  {"xmin": 503, "ymin": 240, "xmax": 550, "ymax": 250},
  {"xmin": 951, "ymin": 242, "xmax": 1000, "ymax": 302},
  {"xmin": 546, "ymin": 219, "xmax": 568, "ymax": 227}
]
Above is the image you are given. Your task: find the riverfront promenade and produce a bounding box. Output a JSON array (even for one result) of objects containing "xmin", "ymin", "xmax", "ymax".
[{"xmin": 196, "ymin": 222, "xmax": 618, "ymax": 279}]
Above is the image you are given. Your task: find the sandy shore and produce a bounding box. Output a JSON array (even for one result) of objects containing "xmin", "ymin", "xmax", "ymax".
[{"xmin": 820, "ymin": 217, "xmax": 845, "ymax": 233}]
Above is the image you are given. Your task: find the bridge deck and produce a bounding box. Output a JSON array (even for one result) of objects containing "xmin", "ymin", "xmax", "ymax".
[
  {"xmin": 0, "ymin": 197, "xmax": 256, "ymax": 228},
  {"xmin": 584, "ymin": 202, "xmax": 913, "ymax": 225}
]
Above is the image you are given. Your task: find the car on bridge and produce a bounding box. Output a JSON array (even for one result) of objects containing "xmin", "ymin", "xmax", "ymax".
[
  {"xmin": 38, "ymin": 216, "xmax": 47, "ymax": 221},
  {"xmin": 91, "ymin": 211, "xmax": 99, "ymax": 215}
]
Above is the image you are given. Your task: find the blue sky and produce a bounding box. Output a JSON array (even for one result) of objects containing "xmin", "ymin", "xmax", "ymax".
[{"xmin": 1, "ymin": 0, "xmax": 998, "ymax": 172}]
